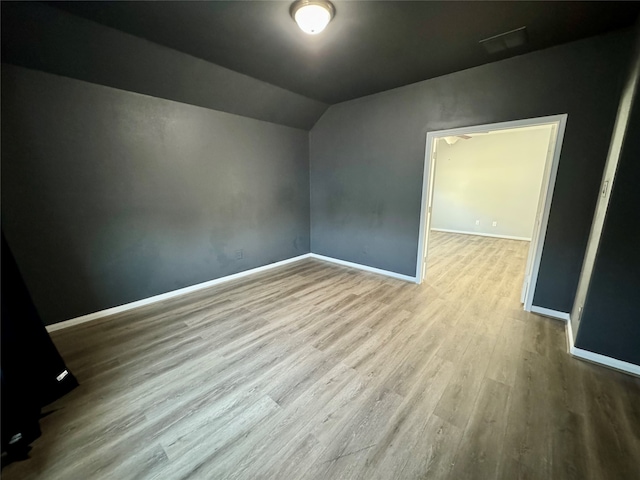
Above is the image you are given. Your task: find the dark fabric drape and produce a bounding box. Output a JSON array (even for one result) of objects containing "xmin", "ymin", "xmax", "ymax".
[{"xmin": 1, "ymin": 231, "xmax": 78, "ymax": 458}]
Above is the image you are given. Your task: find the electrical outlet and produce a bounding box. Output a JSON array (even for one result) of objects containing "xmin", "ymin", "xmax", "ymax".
[
  {"xmin": 235, "ymin": 249, "xmax": 244, "ymax": 260},
  {"xmin": 475, "ymin": 220, "xmax": 480, "ymax": 225},
  {"xmin": 492, "ymin": 221, "xmax": 497, "ymax": 227}
]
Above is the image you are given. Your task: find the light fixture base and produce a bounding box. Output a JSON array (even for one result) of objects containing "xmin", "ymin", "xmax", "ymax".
[{"xmin": 290, "ymin": 0, "xmax": 335, "ymax": 35}]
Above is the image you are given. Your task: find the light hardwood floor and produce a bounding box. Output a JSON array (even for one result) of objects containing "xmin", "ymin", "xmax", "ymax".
[{"xmin": 4, "ymin": 232, "xmax": 640, "ymax": 479}]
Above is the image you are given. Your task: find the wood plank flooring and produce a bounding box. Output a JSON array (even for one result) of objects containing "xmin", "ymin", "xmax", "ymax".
[{"xmin": 4, "ymin": 231, "xmax": 640, "ymax": 479}]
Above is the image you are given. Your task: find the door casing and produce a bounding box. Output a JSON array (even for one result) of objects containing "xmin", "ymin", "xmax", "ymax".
[{"xmin": 415, "ymin": 114, "xmax": 568, "ymax": 313}]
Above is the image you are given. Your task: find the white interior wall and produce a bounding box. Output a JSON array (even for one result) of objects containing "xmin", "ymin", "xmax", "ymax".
[{"xmin": 431, "ymin": 126, "xmax": 552, "ymax": 240}]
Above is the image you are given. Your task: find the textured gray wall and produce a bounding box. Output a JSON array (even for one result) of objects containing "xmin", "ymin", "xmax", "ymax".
[
  {"xmin": 310, "ymin": 30, "xmax": 633, "ymax": 313},
  {"xmin": 2, "ymin": 65, "xmax": 310, "ymax": 325},
  {"xmin": 575, "ymin": 67, "xmax": 640, "ymax": 365},
  {"xmin": 1, "ymin": 2, "xmax": 327, "ymax": 130}
]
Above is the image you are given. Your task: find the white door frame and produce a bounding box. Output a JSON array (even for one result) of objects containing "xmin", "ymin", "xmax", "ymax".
[
  {"xmin": 415, "ymin": 114, "xmax": 568, "ymax": 312},
  {"xmin": 520, "ymin": 122, "xmax": 558, "ymax": 304}
]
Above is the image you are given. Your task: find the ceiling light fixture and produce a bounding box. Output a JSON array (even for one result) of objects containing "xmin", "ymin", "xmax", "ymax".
[{"xmin": 290, "ymin": 0, "xmax": 335, "ymax": 35}]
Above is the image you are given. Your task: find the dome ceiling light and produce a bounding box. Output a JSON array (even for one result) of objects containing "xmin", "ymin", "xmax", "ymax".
[{"xmin": 290, "ymin": 0, "xmax": 335, "ymax": 35}]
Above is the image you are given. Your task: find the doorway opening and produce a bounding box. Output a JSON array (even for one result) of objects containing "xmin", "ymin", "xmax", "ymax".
[{"xmin": 416, "ymin": 115, "xmax": 567, "ymax": 312}]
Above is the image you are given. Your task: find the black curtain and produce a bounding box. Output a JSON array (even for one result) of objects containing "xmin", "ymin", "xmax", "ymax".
[{"xmin": 1, "ymin": 231, "xmax": 78, "ymax": 459}]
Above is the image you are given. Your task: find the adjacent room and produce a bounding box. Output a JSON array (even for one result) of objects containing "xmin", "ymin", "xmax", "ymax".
[
  {"xmin": 430, "ymin": 127, "xmax": 552, "ymax": 243},
  {"xmin": 2, "ymin": 2, "xmax": 639, "ymax": 479},
  {"xmin": 423, "ymin": 122, "xmax": 556, "ymax": 309}
]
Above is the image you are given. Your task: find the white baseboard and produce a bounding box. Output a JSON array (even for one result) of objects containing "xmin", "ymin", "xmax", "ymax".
[
  {"xmin": 530, "ymin": 305, "xmax": 570, "ymax": 321},
  {"xmin": 565, "ymin": 320, "xmax": 640, "ymax": 377},
  {"xmin": 47, "ymin": 252, "xmax": 417, "ymax": 332},
  {"xmin": 431, "ymin": 228, "xmax": 531, "ymax": 242},
  {"xmin": 46, "ymin": 254, "xmax": 312, "ymax": 332},
  {"xmin": 42, "ymin": 249, "xmax": 640, "ymax": 379},
  {"xmin": 308, "ymin": 253, "xmax": 418, "ymax": 283}
]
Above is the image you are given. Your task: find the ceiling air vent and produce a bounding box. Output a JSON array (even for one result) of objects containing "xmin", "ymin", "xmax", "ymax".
[{"xmin": 479, "ymin": 26, "xmax": 528, "ymax": 54}]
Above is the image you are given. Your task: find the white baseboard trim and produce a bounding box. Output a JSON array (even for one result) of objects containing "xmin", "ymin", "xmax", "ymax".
[
  {"xmin": 430, "ymin": 228, "xmax": 531, "ymax": 242},
  {"xmin": 46, "ymin": 254, "xmax": 312, "ymax": 333},
  {"xmin": 46, "ymin": 252, "xmax": 417, "ymax": 332},
  {"xmin": 308, "ymin": 253, "xmax": 418, "ymax": 283},
  {"xmin": 565, "ymin": 320, "xmax": 640, "ymax": 377},
  {"xmin": 41, "ymin": 249, "xmax": 640, "ymax": 378},
  {"xmin": 530, "ymin": 305, "xmax": 570, "ymax": 321}
]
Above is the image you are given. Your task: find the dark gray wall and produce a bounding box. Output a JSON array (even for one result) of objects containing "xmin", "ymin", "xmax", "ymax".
[
  {"xmin": 575, "ymin": 68, "xmax": 640, "ymax": 365},
  {"xmin": 1, "ymin": 2, "xmax": 327, "ymax": 130},
  {"xmin": 2, "ymin": 65, "xmax": 310, "ymax": 325},
  {"xmin": 310, "ymin": 30, "xmax": 633, "ymax": 313}
]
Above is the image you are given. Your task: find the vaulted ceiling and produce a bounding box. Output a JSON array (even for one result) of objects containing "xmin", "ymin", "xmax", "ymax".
[{"xmin": 49, "ymin": 1, "xmax": 640, "ymax": 104}]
